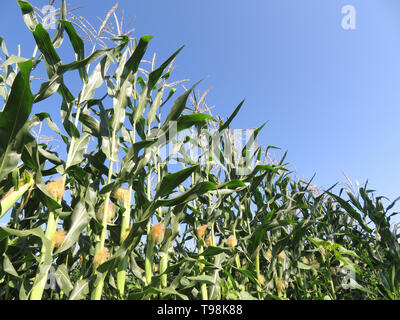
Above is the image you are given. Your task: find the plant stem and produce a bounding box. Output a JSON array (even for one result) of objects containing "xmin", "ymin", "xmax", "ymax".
[
  {"xmin": 116, "ymin": 186, "xmax": 132, "ymax": 298},
  {"xmin": 255, "ymin": 249, "xmax": 261, "ymax": 299},
  {"xmin": 145, "ymin": 238, "xmax": 155, "ymax": 286},
  {"xmin": 91, "ymin": 129, "xmax": 117, "ymax": 300},
  {"xmin": 30, "ymin": 172, "xmax": 66, "ymax": 300},
  {"xmin": 197, "ymin": 243, "xmax": 208, "ymax": 300},
  {"xmin": 30, "ymin": 210, "xmax": 59, "ymax": 300},
  {"xmin": 159, "ymin": 249, "xmax": 168, "ymax": 288}
]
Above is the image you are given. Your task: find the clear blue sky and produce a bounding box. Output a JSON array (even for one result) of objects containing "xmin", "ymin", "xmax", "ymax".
[{"xmin": 1, "ymin": 0, "xmax": 400, "ymax": 224}]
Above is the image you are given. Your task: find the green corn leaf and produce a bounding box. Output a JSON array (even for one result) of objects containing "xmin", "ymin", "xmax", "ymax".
[
  {"xmin": 0, "ymin": 226, "xmax": 52, "ymax": 291},
  {"xmin": 327, "ymin": 192, "xmax": 372, "ymax": 233},
  {"xmin": 232, "ymin": 266, "xmax": 258, "ymax": 285},
  {"xmin": 128, "ymin": 287, "xmax": 188, "ymax": 300},
  {"xmin": 308, "ymin": 237, "xmax": 340, "ymax": 251},
  {"xmin": 80, "ymin": 56, "xmax": 113, "ymax": 103},
  {"xmin": 160, "ymin": 87, "xmax": 177, "ymax": 108},
  {"xmin": 345, "ymin": 189, "xmax": 364, "ymax": 212},
  {"xmin": 0, "ymin": 177, "xmax": 33, "ymax": 218},
  {"xmin": 60, "ymin": 90, "xmax": 80, "ymax": 139},
  {"xmin": 177, "ymin": 113, "xmax": 216, "ymax": 132},
  {"xmin": 0, "ymin": 37, "xmax": 10, "ymax": 57},
  {"xmin": 34, "ymin": 169, "xmax": 62, "ymax": 212},
  {"xmin": 217, "ymin": 180, "xmax": 247, "ymax": 189},
  {"xmin": 151, "ymin": 287, "xmax": 189, "ymax": 300},
  {"xmin": 0, "ymin": 151, "xmax": 21, "ymax": 185},
  {"xmin": 197, "ymin": 246, "xmax": 231, "ymax": 257},
  {"xmin": 187, "ymin": 275, "xmax": 216, "ymax": 285},
  {"xmin": 69, "ymin": 279, "xmax": 89, "ymax": 300},
  {"xmin": 133, "ymin": 86, "xmax": 149, "ymax": 127},
  {"xmin": 157, "ymin": 181, "xmax": 217, "ymax": 207},
  {"xmin": 241, "ymin": 122, "xmax": 266, "ymax": 158},
  {"xmin": 0, "ymin": 55, "xmax": 29, "ymax": 68},
  {"xmin": 52, "ymin": 0, "xmax": 66, "ymax": 48},
  {"xmin": 32, "ymin": 24, "xmax": 61, "ymax": 76},
  {"xmin": 346, "ymin": 278, "xmax": 374, "ymax": 295},
  {"xmin": 55, "ymin": 264, "xmax": 74, "ymax": 296},
  {"xmin": 0, "ymin": 60, "xmax": 33, "ymax": 181},
  {"xmin": 3, "ymin": 254, "xmax": 20, "ymax": 278},
  {"xmin": 0, "ymin": 226, "xmax": 45, "ymax": 239},
  {"xmin": 147, "ymin": 87, "xmax": 165, "ymax": 126},
  {"xmin": 19, "ymin": 282, "xmax": 28, "ymax": 300},
  {"xmin": 0, "ymin": 60, "xmax": 33, "ymax": 150},
  {"xmin": 17, "ymin": 0, "xmax": 39, "ymax": 31},
  {"xmin": 0, "ymin": 236, "xmax": 7, "ymax": 256},
  {"xmin": 55, "ymin": 201, "xmax": 90, "ymax": 254},
  {"xmin": 122, "ymin": 35, "xmax": 153, "ymax": 82},
  {"xmin": 77, "ymin": 112, "xmax": 100, "ymax": 137},
  {"xmin": 239, "ymin": 291, "xmax": 258, "ymax": 300},
  {"xmin": 161, "ymin": 81, "xmax": 201, "ymax": 130},
  {"xmin": 61, "ymin": 20, "xmax": 87, "ymax": 83},
  {"xmin": 34, "ymin": 74, "xmax": 61, "ymax": 103},
  {"xmin": 1, "ymin": 113, "xmax": 60, "ymax": 177},
  {"xmin": 65, "ymin": 132, "xmax": 91, "ymax": 169},
  {"xmin": 37, "ymin": 146, "xmax": 62, "ymax": 165},
  {"xmin": 155, "ymin": 165, "xmax": 199, "ymax": 199},
  {"xmin": 148, "ymin": 46, "xmax": 184, "ymax": 90},
  {"xmin": 57, "ymin": 48, "xmax": 112, "ymax": 75},
  {"xmin": 115, "ymin": 35, "xmax": 152, "ymax": 129},
  {"xmin": 219, "ymin": 99, "xmax": 245, "ymax": 132}
]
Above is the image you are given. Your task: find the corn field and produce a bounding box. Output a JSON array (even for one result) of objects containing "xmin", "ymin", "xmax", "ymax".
[{"xmin": 0, "ymin": 0, "xmax": 399, "ymax": 300}]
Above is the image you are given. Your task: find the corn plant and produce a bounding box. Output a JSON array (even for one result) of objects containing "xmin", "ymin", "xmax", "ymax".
[{"xmin": 0, "ymin": 0, "xmax": 399, "ymax": 300}]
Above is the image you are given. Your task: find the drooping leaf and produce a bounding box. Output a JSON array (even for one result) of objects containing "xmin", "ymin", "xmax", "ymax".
[
  {"xmin": 157, "ymin": 181, "xmax": 217, "ymax": 207},
  {"xmin": 155, "ymin": 165, "xmax": 199, "ymax": 199},
  {"xmin": 55, "ymin": 201, "xmax": 90, "ymax": 254},
  {"xmin": 196, "ymin": 246, "xmax": 231, "ymax": 257},
  {"xmin": 31, "ymin": 24, "xmax": 61, "ymax": 76},
  {"xmin": 69, "ymin": 279, "xmax": 89, "ymax": 300}
]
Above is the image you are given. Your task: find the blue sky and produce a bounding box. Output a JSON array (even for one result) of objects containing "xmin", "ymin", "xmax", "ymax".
[{"xmin": 1, "ymin": 0, "xmax": 400, "ymax": 225}]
